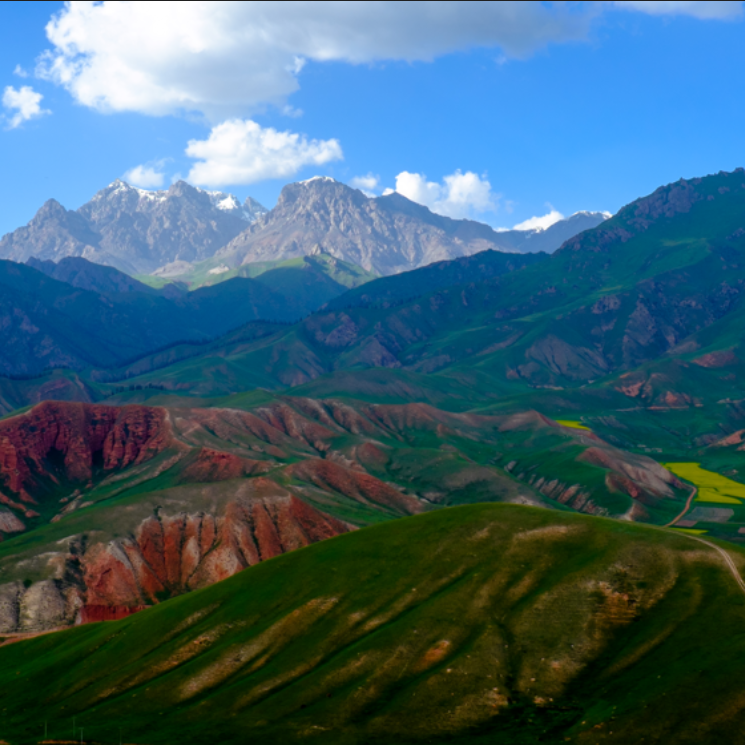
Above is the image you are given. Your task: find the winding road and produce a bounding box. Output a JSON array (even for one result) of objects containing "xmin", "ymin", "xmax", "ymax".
[
  {"xmin": 682, "ymin": 532, "xmax": 745, "ymax": 595},
  {"xmin": 662, "ymin": 483, "xmax": 745, "ymax": 595},
  {"xmin": 664, "ymin": 483, "xmax": 697, "ymax": 528}
]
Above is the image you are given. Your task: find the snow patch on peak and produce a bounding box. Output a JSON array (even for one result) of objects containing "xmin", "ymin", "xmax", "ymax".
[
  {"xmin": 97, "ymin": 180, "xmax": 169, "ymax": 202},
  {"xmin": 299, "ymin": 175, "xmax": 337, "ymax": 185},
  {"xmin": 100, "ymin": 179, "xmax": 134, "ymax": 195},
  {"xmin": 135, "ymin": 187, "xmax": 168, "ymax": 203},
  {"xmin": 199, "ymin": 188, "xmax": 265, "ymax": 222},
  {"xmin": 203, "ymin": 190, "xmax": 241, "ymax": 213},
  {"xmin": 570, "ymin": 210, "xmax": 612, "ymax": 220}
]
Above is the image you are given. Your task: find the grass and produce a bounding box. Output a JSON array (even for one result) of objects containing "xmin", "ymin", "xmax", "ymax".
[{"xmin": 2, "ymin": 504, "xmax": 745, "ymax": 744}]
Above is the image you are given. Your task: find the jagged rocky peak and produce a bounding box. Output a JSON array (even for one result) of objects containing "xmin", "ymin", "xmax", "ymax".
[
  {"xmin": 0, "ymin": 178, "xmax": 268, "ymax": 274},
  {"xmin": 276, "ymin": 174, "xmax": 364, "ymax": 209},
  {"xmin": 31, "ymin": 197, "xmax": 69, "ymax": 221},
  {"xmin": 86, "ymin": 179, "xmax": 267, "ymax": 224}
]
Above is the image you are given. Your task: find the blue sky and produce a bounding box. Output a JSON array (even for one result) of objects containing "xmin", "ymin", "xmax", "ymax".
[{"xmin": 1, "ymin": 1, "xmax": 745, "ymax": 237}]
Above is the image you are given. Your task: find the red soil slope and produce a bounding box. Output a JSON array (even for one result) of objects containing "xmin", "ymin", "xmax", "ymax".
[{"xmin": 0, "ymin": 401, "xmax": 170, "ymax": 502}]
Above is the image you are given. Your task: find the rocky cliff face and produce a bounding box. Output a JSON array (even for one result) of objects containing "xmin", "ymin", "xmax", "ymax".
[
  {"xmin": 217, "ymin": 178, "xmax": 516, "ymax": 275},
  {"xmin": 0, "ymin": 180, "xmax": 266, "ymax": 274},
  {"xmin": 0, "ymin": 401, "xmax": 170, "ymax": 503},
  {"xmin": 217, "ymin": 179, "xmax": 610, "ymax": 275}
]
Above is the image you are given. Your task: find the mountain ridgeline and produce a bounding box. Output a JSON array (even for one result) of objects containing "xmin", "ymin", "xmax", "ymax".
[
  {"xmin": 47, "ymin": 167, "xmax": 744, "ymax": 402},
  {"xmin": 0, "ymin": 180, "xmax": 267, "ymax": 274},
  {"xmin": 0, "ymin": 176, "xmax": 607, "ymax": 281},
  {"xmin": 214, "ymin": 177, "xmax": 608, "ymax": 274}
]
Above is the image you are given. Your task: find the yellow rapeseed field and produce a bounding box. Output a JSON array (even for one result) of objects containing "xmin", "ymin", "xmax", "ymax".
[{"xmin": 664, "ymin": 462, "xmax": 745, "ymax": 504}]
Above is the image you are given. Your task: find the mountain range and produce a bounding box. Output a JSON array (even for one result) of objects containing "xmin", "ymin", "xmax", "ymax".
[
  {"xmin": 213, "ymin": 177, "xmax": 608, "ymax": 275},
  {"xmin": 0, "ymin": 176, "xmax": 607, "ymax": 279},
  {"xmin": 0, "ymin": 180, "xmax": 267, "ymax": 275},
  {"xmin": 0, "ymin": 251, "xmax": 399, "ymax": 376}
]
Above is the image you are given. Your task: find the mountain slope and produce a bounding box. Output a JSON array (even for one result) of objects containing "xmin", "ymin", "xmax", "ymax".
[
  {"xmin": 217, "ymin": 178, "xmax": 523, "ymax": 275},
  {"xmin": 139, "ymin": 253, "xmax": 379, "ymax": 315},
  {"xmin": 27, "ymin": 255, "xmax": 160, "ymax": 295},
  {"xmin": 123, "ymin": 168, "xmax": 745, "ymax": 394},
  {"xmin": 324, "ymin": 249, "xmax": 546, "ymax": 311},
  {"xmin": 0, "ymin": 395, "xmax": 688, "ymax": 631},
  {"xmin": 0, "ymin": 260, "xmax": 299, "ymax": 375},
  {"xmin": 0, "ymin": 180, "xmax": 267, "ymax": 274},
  {"xmin": 2, "ymin": 504, "xmax": 745, "ymax": 744}
]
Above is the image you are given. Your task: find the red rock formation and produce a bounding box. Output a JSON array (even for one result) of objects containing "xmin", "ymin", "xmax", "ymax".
[
  {"xmin": 82, "ymin": 485, "xmax": 348, "ymax": 606},
  {"xmin": 288, "ymin": 458, "xmax": 421, "ymax": 515},
  {"xmin": 693, "ymin": 349, "xmax": 737, "ymax": 368},
  {"xmin": 0, "ymin": 401, "xmax": 171, "ymax": 502},
  {"xmin": 179, "ymin": 447, "xmax": 270, "ymax": 482}
]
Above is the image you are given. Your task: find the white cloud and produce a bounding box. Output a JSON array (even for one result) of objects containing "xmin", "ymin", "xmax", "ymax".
[
  {"xmin": 30, "ymin": 2, "xmax": 745, "ymax": 122},
  {"xmin": 123, "ymin": 161, "xmax": 168, "ymax": 188},
  {"xmin": 2, "ymin": 85, "xmax": 50, "ymax": 129},
  {"xmin": 36, "ymin": 2, "xmax": 592, "ymax": 120},
  {"xmin": 350, "ymin": 173, "xmax": 380, "ymax": 194},
  {"xmin": 13, "ymin": 65, "xmax": 29, "ymax": 78},
  {"xmin": 512, "ymin": 208, "xmax": 565, "ymax": 231},
  {"xmin": 393, "ymin": 170, "xmax": 497, "ymax": 220},
  {"xmin": 612, "ymin": 1, "xmax": 744, "ymax": 19},
  {"xmin": 185, "ymin": 118, "xmax": 343, "ymax": 186}
]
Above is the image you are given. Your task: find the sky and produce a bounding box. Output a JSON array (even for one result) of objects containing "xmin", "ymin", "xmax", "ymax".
[{"xmin": 1, "ymin": 1, "xmax": 745, "ymax": 237}]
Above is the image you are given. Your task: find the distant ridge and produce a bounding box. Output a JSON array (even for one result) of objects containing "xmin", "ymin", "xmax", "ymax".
[
  {"xmin": 0, "ymin": 175, "xmax": 605, "ymax": 277},
  {"xmin": 0, "ymin": 180, "xmax": 267, "ymax": 274}
]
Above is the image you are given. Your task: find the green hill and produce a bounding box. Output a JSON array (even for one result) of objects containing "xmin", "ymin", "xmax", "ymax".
[
  {"xmin": 2, "ymin": 504, "xmax": 745, "ymax": 744},
  {"xmin": 138, "ymin": 253, "xmax": 378, "ymax": 317},
  {"xmin": 85, "ymin": 169, "xmax": 745, "ymax": 400},
  {"xmin": 323, "ymin": 249, "xmax": 546, "ymax": 311}
]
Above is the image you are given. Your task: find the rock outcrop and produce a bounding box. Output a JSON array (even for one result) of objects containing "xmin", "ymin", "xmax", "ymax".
[{"xmin": 0, "ymin": 401, "xmax": 171, "ymax": 502}]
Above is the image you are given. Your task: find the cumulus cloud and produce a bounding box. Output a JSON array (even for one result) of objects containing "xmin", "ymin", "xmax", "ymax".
[
  {"xmin": 185, "ymin": 118, "xmax": 343, "ymax": 186},
  {"xmin": 512, "ymin": 208, "xmax": 565, "ymax": 231},
  {"xmin": 394, "ymin": 170, "xmax": 497, "ymax": 220},
  {"xmin": 2, "ymin": 85, "xmax": 50, "ymax": 129},
  {"xmin": 13, "ymin": 65, "xmax": 29, "ymax": 78},
  {"xmin": 123, "ymin": 161, "xmax": 168, "ymax": 188},
  {"xmin": 36, "ymin": 1, "xmax": 592, "ymax": 119},
  {"xmin": 350, "ymin": 173, "xmax": 380, "ymax": 194},
  {"xmin": 31, "ymin": 2, "xmax": 745, "ymax": 121},
  {"xmin": 612, "ymin": 1, "xmax": 744, "ymax": 19}
]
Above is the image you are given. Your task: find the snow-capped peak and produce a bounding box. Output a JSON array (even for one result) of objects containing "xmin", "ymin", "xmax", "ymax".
[
  {"xmin": 569, "ymin": 210, "xmax": 613, "ymax": 220},
  {"xmin": 97, "ymin": 180, "xmax": 168, "ymax": 202}
]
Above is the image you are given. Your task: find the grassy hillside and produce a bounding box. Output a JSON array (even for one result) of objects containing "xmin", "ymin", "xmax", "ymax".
[
  {"xmin": 93, "ymin": 169, "xmax": 745, "ymax": 397},
  {"xmin": 138, "ymin": 253, "xmax": 377, "ymax": 313},
  {"xmin": 2, "ymin": 504, "xmax": 745, "ymax": 744},
  {"xmin": 324, "ymin": 249, "xmax": 546, "ymax": 311}
]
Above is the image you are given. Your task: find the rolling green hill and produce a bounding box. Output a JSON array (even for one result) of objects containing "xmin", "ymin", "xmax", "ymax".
[
  {"xmin": 323, "ymin": 249, "xmax": 546, "ymax": 311},
  {"xmin": 2, "ymin": 504, "xmax": 745, "ymax": 744},
  {"xmin": 140, "ymin": 252, "xmax": 377, "ymax": 294}
]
